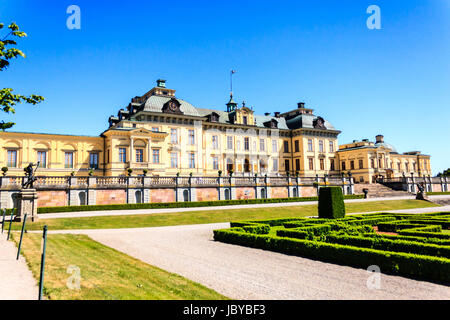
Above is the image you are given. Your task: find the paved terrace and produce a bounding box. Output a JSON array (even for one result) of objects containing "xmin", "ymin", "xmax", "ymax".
[
  {"xmin": 31, "ymin": 195, "xmax": 450, "ymax": 219},
  {"xmin": 49, "ymin": 222, "xmax": 450, "ymax": 300}
]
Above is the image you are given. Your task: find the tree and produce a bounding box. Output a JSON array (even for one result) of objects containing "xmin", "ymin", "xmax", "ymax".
[
  {"xmin": 1, "ymin": 22, "xmax": 44, "ymax": 131},
  {"xmin": 437, "ymin": 168, "xmax": 450, "ymax": 177}
]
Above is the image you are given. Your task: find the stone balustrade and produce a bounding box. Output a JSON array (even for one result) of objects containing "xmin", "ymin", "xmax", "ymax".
[{"xmin": 0, "ymin": 174, "xmax": 355, "ymax": 209}]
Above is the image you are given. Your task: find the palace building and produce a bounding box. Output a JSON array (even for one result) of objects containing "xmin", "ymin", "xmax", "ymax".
[{"xmin": 0, "ymin": 79, "xmax": 432, "ymax": 182}]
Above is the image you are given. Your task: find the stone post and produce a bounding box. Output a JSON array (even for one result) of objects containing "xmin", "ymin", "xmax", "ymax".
[
  {"xmin": 410, "ymin": 173, "xmax": 416, "ymax": 193},
  {"xmin": 87, "ymin": 176, "xmax": 96, "ymax": 205},
  {"xmin": 16, "ymin": 189, "xmax": 38, "ymax": 222},
  {"xmin": 315, "ymin": 174, "xmax": 320, "ymax": 196},
  {"xmin": 348, "ymin": 173, "xmax": 354, "ymax": 195}
]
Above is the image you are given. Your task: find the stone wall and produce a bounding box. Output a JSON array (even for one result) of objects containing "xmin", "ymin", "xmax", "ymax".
[
  {"xmin": 150, "ymin": 188, "xmax": 175, "ymax": 203},
  {"xmin": 236, "ymin": 187, "xmax": 255, "ymax": 200},
  {"xmin": 196, "ymin": 188, "xmax": 219, "ymax": 202},
  {"xmin": 37, "ymin": 191, "xmax": 67, "ymax": 207},
  {"xmin": 96, "ymin": 189, "xmax": 127, "ymax": 205},
  {"xmin": 300, "ymin": 186, "xmax": 318, "ymax": 197},
  {"xmin": 271, "ymin": 187, "xmax": 288, "ymax": 199}
]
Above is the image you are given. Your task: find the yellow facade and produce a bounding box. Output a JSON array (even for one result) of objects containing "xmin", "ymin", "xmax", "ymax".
[
  {"xmin": 0, "ymin": 80, "xmax": 431, "ymax": 179},
  {"xmin": 337, "ymin": 135, "xmax": 431, "ymax": 183}
]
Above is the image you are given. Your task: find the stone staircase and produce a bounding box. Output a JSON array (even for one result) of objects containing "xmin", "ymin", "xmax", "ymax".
[{"xmin": 354, "ymin": 183, "xmax": 413, "ymax": 198}]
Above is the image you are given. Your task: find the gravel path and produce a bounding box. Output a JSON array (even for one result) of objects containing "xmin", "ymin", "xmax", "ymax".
[
  {"xmin": 52, "ymin": 223, "xmax": 450, "ymax": 300},
  {"xmin": 0, "ymin": 233, "xmax": 39, "ymax": 300}
]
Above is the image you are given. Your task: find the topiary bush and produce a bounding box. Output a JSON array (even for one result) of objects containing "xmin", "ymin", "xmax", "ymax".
[{"xmin": 318, "ymin": 186, "xmax": 345, "ymax": 219}]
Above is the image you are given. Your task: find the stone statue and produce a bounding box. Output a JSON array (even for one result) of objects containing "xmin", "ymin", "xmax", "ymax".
[
  {"xmin": 416, "ymin": 182, "xmax": 428, "ymax": 200},
  {"xmin": 22, "ymin": 162, "xmax": 39, "ymax": 189}
]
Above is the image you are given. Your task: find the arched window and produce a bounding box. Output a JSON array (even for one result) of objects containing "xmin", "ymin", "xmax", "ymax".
[
  {"xmin": 261, "ymin": 188, "xmax": 266, "ymax": 199},
  {"xmin": 79, "ymin": 192, "xmax": 86, "ymax": 206},
  {"xmin": 135, "ymin": 190, "xmax": 142, "ymax": 204},
  {"xmin": 293, "ymin": 188, "xmax": 298, "ymax": 197},
  {"xmin": 183, "ymin": 189, "xmax": 189, "ymax": 202},
  {"xmin": 224, "ymin": 188, "xmax": 231, "ymax": 200}
]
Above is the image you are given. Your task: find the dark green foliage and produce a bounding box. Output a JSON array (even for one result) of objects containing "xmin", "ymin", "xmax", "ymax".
[
  {"xmin": 213, "ymin": 229, "xmax": 450, "ymax": 284},
  {"xmin": 318, "ymin": 187, "xmax": 345, "ymax": 219},
  {"xmin": 217, "ymin": 212, "xmax": 450, "ymax": 284}
]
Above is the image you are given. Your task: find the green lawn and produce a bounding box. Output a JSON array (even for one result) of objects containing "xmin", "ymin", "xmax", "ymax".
[
  {"xmin": 15, "ymin": 199, "xmax": 438, "ymax": 231},
  {"xmin": 11, "ymin": 233, "xmax": 227, "ymax": 300}
]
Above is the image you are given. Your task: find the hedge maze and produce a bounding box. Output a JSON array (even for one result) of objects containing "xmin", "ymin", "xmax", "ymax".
[{"xmin": 214, "ymin": 212, "xmax": 450, "ymax": 284}]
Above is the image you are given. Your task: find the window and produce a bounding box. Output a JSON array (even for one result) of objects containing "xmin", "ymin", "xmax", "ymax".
[
  {"xmin": 330, "ymin": 159, "xmax": 335, "ymax": 171},
  {"xmin": 294, "ymin": 140, "xmax": 299, "ymax": 153},
  {"xmin": 371, "ymin": 158, "xmax": 375, "ymax": 168},
  {"xmin": 295, "ymin": 158, "xmax": 300, "ymax": 171},
  {"xmin": 329, "ymin": 141, "xmax": 334, "ymax": 152},
  {"xmin": 7, "ymin": 150, "xmax": 17, "ymax": 168},
  {"xmin": 189, "ymin": 153, "xmax": 195, "ymax": 168},
  {"xmin": 243, "ymin": 116, "xmax": 248, "ymax": 125},
  {"xmin": 244, "ymin": 137, "xmax": 250, "ymax": 151},
  {"xmin": 227, "ymin": 136, "xmax": 233, "ymax": 149},
  {"xmin": 359, "ymin": 159, "xmax": 364, "ymax": 169},
  {"xmin": 64, "ymin": 152, "xmax": 74, "ymax": 168},
  {"xmin": 90, "ymin": 153, "xmax": 99, "ymax": 169},
  {"xmin": 272, "ymin": 159, "xmax": 278, "ymax": 171},
  {"xmin": 397, "ymin": 162, "xmax": 401, "ymax": 171},
  {"xmin": 320, "ymin": 158, "xmax": 325, "ymax": 170},
  {"xmin": 212, "ymin": 156, "xmax": 219, "ymax": 170},
  {"xmin": 171, "ymin": 129, "xmax": 178, "ymax": 144},
  {"xmin": 308, "ymin": 158, "xmax": 314, "ymax": 170},
  {"xmin": 152, "ymin": 149, "xmax": 159, "ymax": 164},
  {"xmin": 341, "ymin": 161, "xmax": 346, "ymax": 171},
  {"xmin": 379, "ymin": 158, "xmax": 383, "ymax": 168},
  {"xmin": 272, "ymin": 140, "xmax": 277, "ymax": 153},
  {"xmin": 170, "ymin": 152, "xmax": 178, "ymax": 168},
  {"xmin": 413, "ymin": 162, "xmax": 416, "ymax": 171},
  {"xmin": 136, "ymin": 149, "xmax": 144, "ymax": 163},
  {"xmin": 308, "ymin": 139, "xmax": 313, "ymax": 152},
  {"xmin": 188, "ymin": 130, "xmax": 195, "ymax": 145},
  {"xmin": 212, "ymin": 135, "xmax": 219, "ymax": 149},
  {"xmin": 284, "ymin": 141, "xmax": 289, "ymax": 153},
  {"xmin": 226, "ymin": 159, "xmax": 233, "ymax": 172},
  {"xmin": 237, "ymin": 140, "xmax": 240, "ymax": 150},
  {"xmin": 284, "ymin": 159, "xmax": 290, "ymax": 172},
  {"xmin": 319, "ymin": 140, "xmax": 324, "ymax": 152},
  {"xmin": 350, "ymin": 160, "xmax": 355, "ymax": 170},
  {"xmin": 119, "ymin": 148, "xmax": 127, "ymax": 163},
  {"xmin": 260, "ymin": 139, "xmax": 265, "ymax": 152},
  {"xmin": 37, "ymin": 151, "xmax": 47, "ymax": 168},
  {"xmin": 405, "ymin": 163, "xmax": 409, "ymax": 172}
]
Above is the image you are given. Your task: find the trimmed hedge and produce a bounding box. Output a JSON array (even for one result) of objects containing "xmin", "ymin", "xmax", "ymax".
[
  {"xmin": 325, "ymin": 234, "xmax": 450, "ymax": 258},
  {"xmin": 213, "ymin": 229, "xmax": 450, "ymax": 284},
  {"xmin": 35, "ymin": 194, "xmax": 365, "ymax": 214},
  {"xmin": 398, "ymin": 230, "xmax": 450, "ymax": 239},
  {"xmin": 318, "ymin": 187, "xmax": 345, "ymax": 219},
  {"xmin": 362, "ymin": 233, "xmax": 450, "ymax": 245}
]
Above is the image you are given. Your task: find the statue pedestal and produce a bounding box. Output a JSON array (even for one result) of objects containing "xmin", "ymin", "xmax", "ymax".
[
  {"xmin": 416, "ymin": 192, "xmax": 429, "ymax": 201},
  {"xmin": 15, "ymin": 189, "xmax": 38, "ymax": 222}
]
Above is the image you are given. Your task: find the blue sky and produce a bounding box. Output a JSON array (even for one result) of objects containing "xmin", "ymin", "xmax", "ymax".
[{"xmin": 2, "ymin": 0, "xmax": 449, "ymax": 174}]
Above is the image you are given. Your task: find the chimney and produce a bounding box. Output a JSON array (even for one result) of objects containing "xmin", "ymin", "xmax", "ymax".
[
  {"xmin": 297, "ymin": 102, "xmax": 305, "ymax": 108},
  {"xmin": 264, "ymin": 112, "xmax": 270, "ymax": 116},
  {"xmin": 376, "ymin": 135, "xmax": 384, "ymax": 143},
  {"xmin": 274, "ymin": 112, "xmax": 280, "ymax": 118}
]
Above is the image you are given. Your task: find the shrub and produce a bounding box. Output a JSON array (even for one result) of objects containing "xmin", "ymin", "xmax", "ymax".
[
  {"xmin": 213, "ymin": 228, "xmax": 450, "ymax": 284},
  {"xmin": 318, "ymin": 186, "xmax": 345, "ymax": 219}
]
